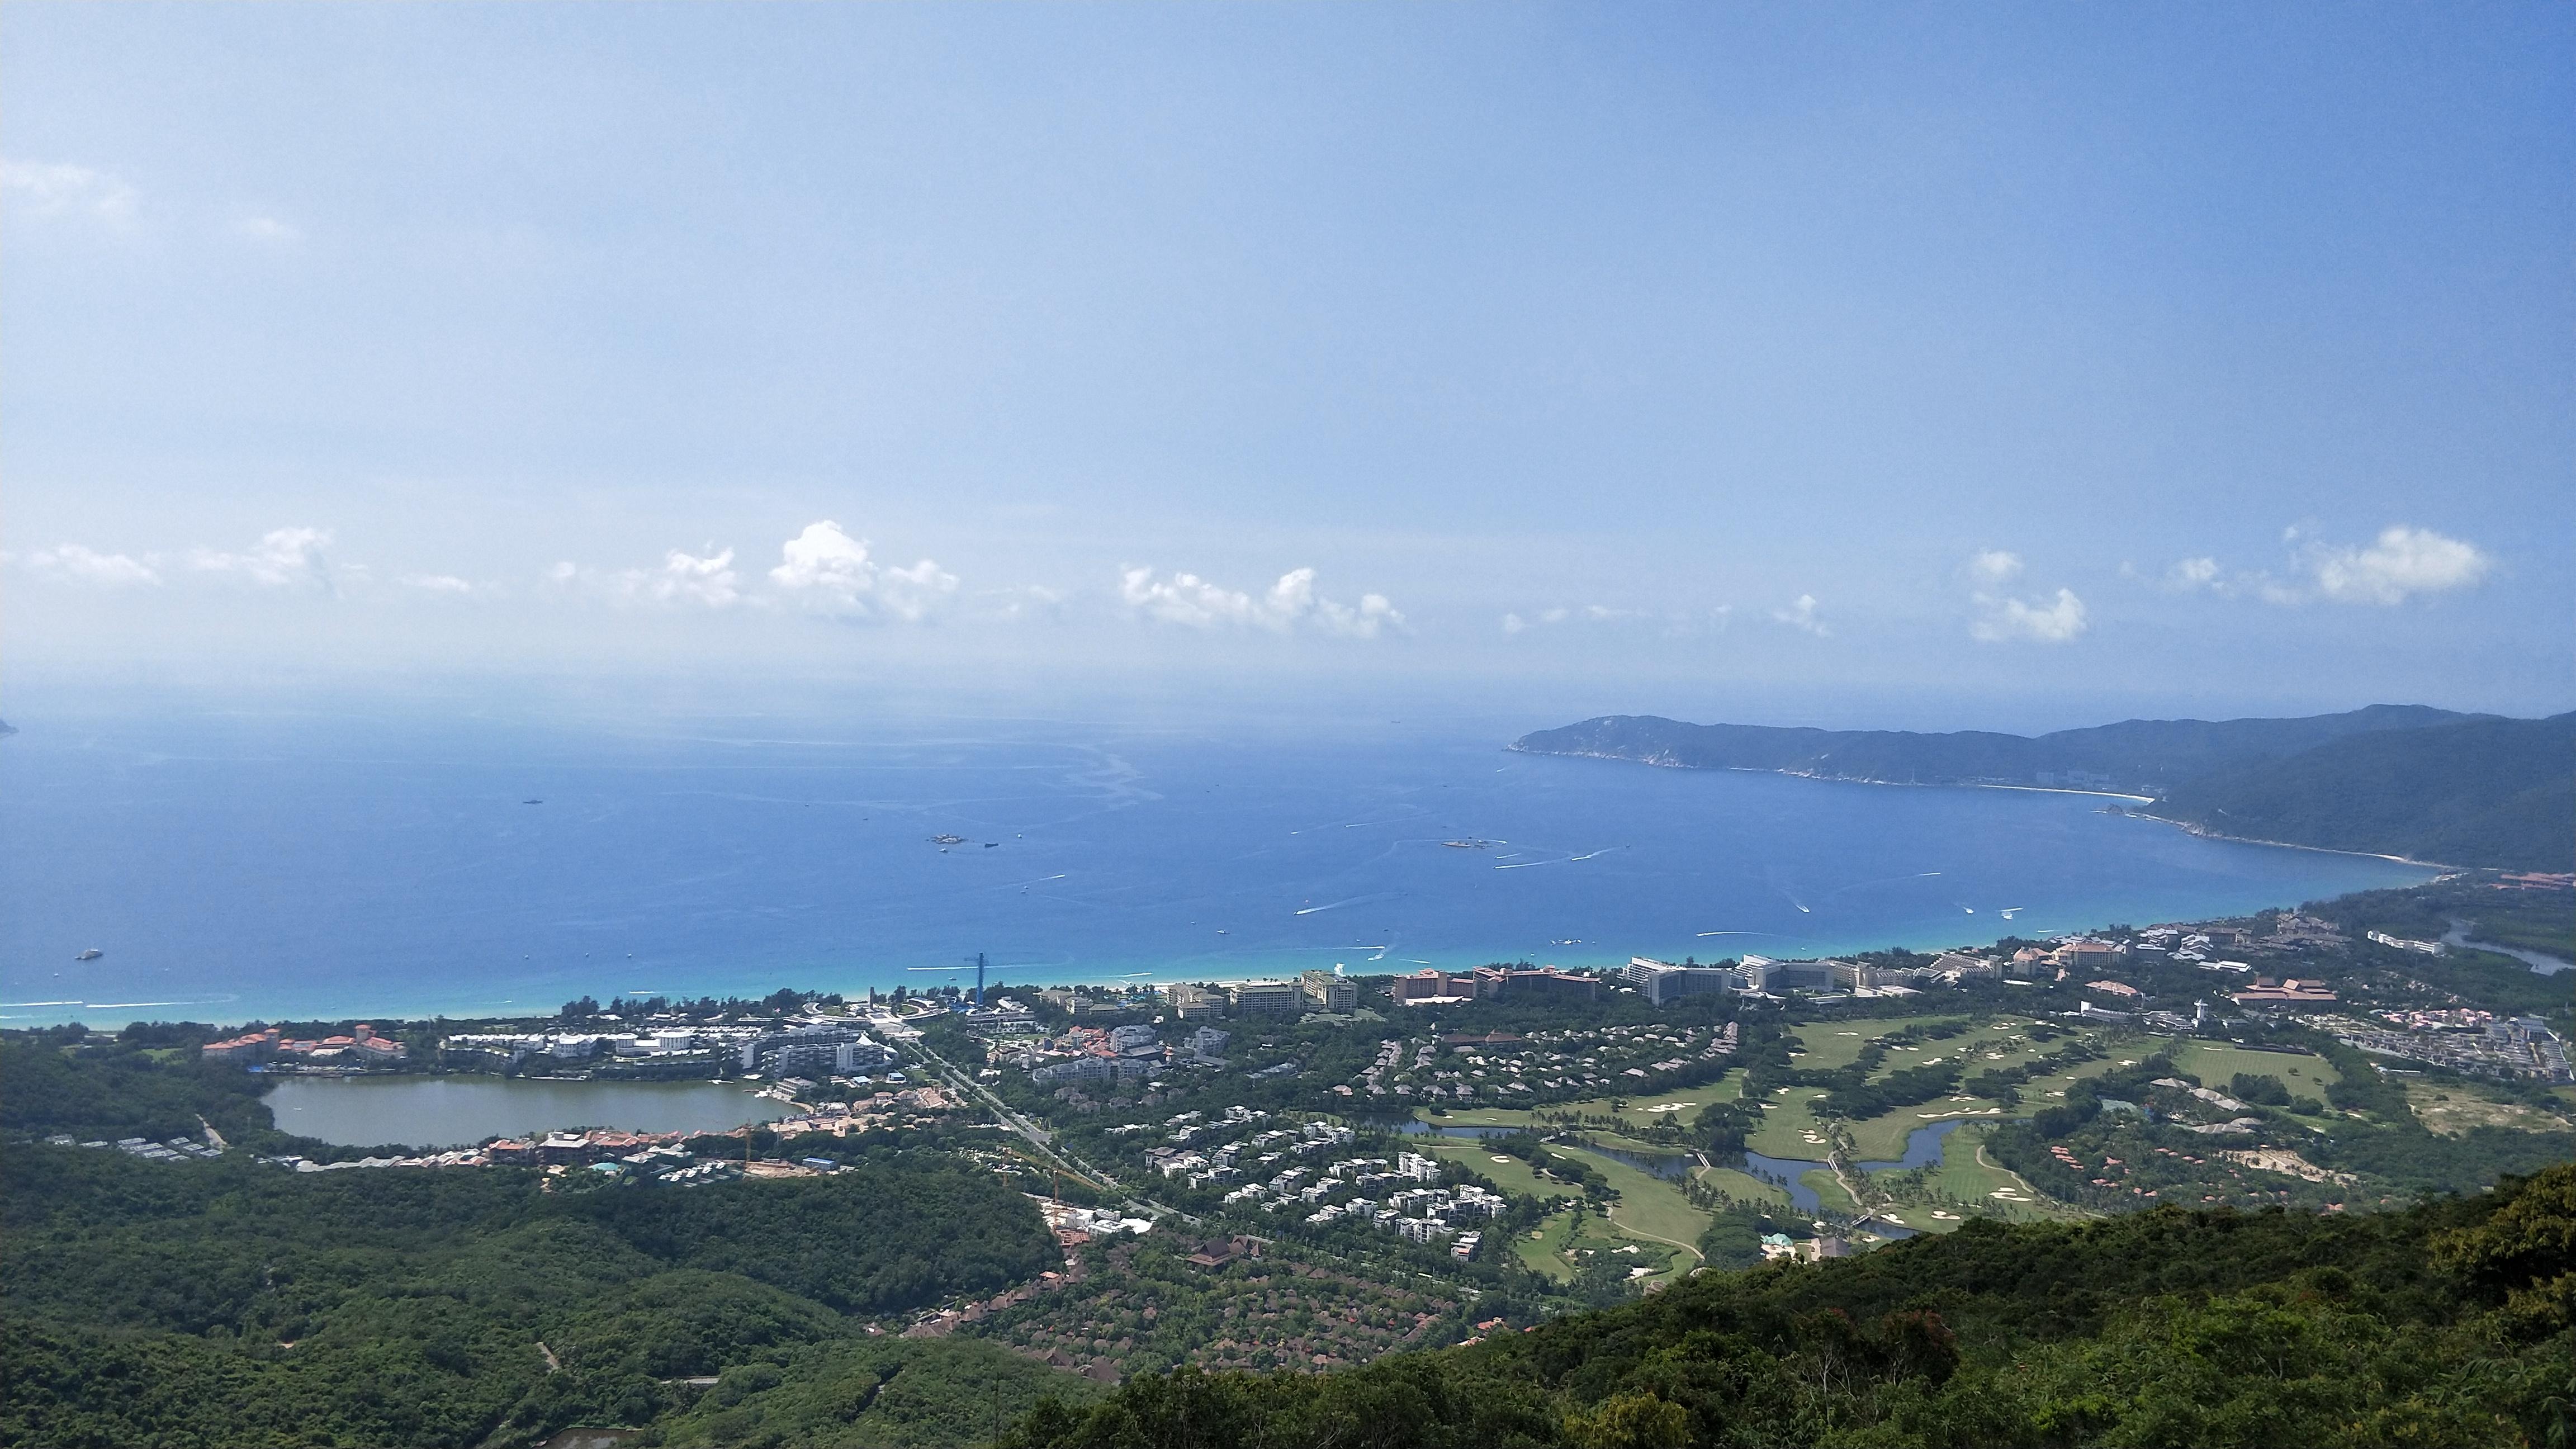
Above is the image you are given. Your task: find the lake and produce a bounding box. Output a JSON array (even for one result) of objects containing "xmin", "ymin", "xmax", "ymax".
[
  {"xmin": 264, "ymin": 1074, "xmax": 792, "ymax": 1148},
  {"xmin": 0, "ymin": 709, "xmax": 2439, "ymax": 1026},
  {"xmin": 1737, "ymin": 1123, "xmax": 1966, "ymax": 1215}
]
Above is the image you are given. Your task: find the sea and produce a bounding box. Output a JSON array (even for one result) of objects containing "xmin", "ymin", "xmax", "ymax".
[{"xmin": 0, "ymin": 707, "xmax": 2440, "ymax": 1029}]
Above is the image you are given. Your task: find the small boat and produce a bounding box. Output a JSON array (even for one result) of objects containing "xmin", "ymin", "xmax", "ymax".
[
  {"xmin": 931, "ymin": 834, "xmax": 967, "ymax": 845},
  {"xmin": 522, "ymin": 799, "xmax": 543, "ymax": 806},
  {"xmin": 74, "ymin": 948, "xmax": 102, "ymax": 961}
]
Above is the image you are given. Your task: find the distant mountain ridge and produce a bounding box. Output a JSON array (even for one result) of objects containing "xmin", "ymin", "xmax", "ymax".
[{"xmin": 1510, "ymin": 705, "xmax": 2573, "ymax": 870}]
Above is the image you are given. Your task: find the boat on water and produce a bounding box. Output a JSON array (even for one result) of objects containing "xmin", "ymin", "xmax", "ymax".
[
  {"xmin": 1441, "ymin": 839, "xmax": 1497, "ymax": 849},
  {"xmin": 74, "ymin": 948, "xmax": 103, "ymax": 961},
  {"xmin": 931, "ymin": 834, "xmax": 967, "ymax": 845}
]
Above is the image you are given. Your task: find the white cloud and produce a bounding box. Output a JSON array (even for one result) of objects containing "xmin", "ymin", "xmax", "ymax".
[
  {"xmin": 26, "ymin": 543, "xmax": 160, "ymax": 586},
  {"xmin": 2307, "ymin": 526, "xmax": 2492, "ymax": 605},
  {"xmin": 401, "ymin": 574, "xmax": 484, "ymax": 596},
  {"xmin": 191, "ymin": 527, "xmax": 335, "ymax": 590},
  {"xmin": 1502, "ymin": 602, "xmax": 1729, "ymax": 638},
  {"xmin": 1972, "ymin": 587, "xmax": 2089, "ymax": 643},
  {"xmin": 230, "ymin": 214, "xmax": 303, "ymax": 246},
  {"xmin": 767, "ymin": 520, "xmax": 957, "ymax": 622},
  {"xmin": 628, "ymin": 547, "xmax": 742, "ymax": 608},
  {"xmin": 2165, "ymin": 556, "xmax": 2222, "ymax": 590},
  {"xmin": 1770, "ymin": 595, "xmax": 1829, "ymax": 636},
  {"xmin": 1, "ymin": 159, "xmax": 138, "ymax": 225},
  {"xmin": 1119, "ymin": 566, "xmax": 1404, "ymax": 638},
  {"xmin": 1969, "ymin": 550, "xmax": 2023, "ymax": 585}
]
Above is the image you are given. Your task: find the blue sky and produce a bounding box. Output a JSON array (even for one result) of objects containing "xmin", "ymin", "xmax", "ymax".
[{"xmin": 4, "ymin": 5, "xmax": 2569, "ymax": 730}]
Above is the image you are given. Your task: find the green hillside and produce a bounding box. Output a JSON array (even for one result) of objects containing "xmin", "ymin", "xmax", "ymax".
[
  {"xmin": 1512, "ymin": 705, "xmax": 2571, "ymax": 869},
  {"xmin": 2149, "ymin": 712, "xmax": 2576, "ymax": 870},
  {"xmin": 1510, "ymin": 705, "xmax": 2470, "ymax": 794},
  {"xmin": 1005, "ymin": 1162, "xmax": 2576, "ymax": 1449}
]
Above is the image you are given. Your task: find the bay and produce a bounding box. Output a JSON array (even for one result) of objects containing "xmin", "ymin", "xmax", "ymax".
[{"xmin": 0, "ymin": 709, "xmax": 2438, "ymax": 1027}]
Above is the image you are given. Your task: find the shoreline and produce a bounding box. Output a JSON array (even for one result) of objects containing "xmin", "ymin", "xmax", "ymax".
[
  {"xmin": 2128, "ymin": 811, "xmax": 2468, "ymax": 874},
  {"xmin": 1508, "ymin": 744, "xmax": 2154, "ymax": 804},
  {"xmin": 1517, "ymin": 746, "xmax": 2470, "ymax": 869}
]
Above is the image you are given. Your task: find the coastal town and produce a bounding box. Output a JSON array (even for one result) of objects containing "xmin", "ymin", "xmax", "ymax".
[{"xmin": 15, "ymin": 869, "xmax": 2567, "ymax": 1392}]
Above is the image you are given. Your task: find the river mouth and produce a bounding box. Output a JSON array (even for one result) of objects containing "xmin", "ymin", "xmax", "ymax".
[
  {"xmin": 264, "ymin": 1075, "xmax": 793, "ymax": 1149},
  {"xmin": 2441, "ymin": 917, "xmax": 2573, "ymax": 976}
]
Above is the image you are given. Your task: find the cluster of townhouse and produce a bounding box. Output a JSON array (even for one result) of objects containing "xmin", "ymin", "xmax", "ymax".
[
  {"xmin": 1214, "ymin": 1146, "xmax": 1504, "ymax": 1252},
  {"xmin": 201, "ymin": 1024, "xmax": 408, "ymax": 1067},
  {"xmin": 1022, "ymin": 1020, "xmax": 1196, "ymax": 1090},
  {"xmin": 48, "ymin": 1132, "xmax": 224, "ymax": 1161},
  {"xmin": 2128, "ymin": 925, "xmax": 2255, "ymax": 966},
  {"xmin": 766, "ymin": 1082, "xmax": 955, "ymax": 1136},
  {"xmin": 1356, "ymin": 1021, "xmax": 1737, "ymax": 1101},
  {"xmin": 2314, "ymin": 1010, "xmax": 2573, "ymax": 1083},
  {"xmin": 441, "ymin": 1024, "xmax": 761, "ymax": 1067},
  {"xmin": 1137, "ymin": 1108, "xmax": 1337, "ymax": 1188},
  {"xmin": 434, "ymin": 1019, "xmax": 893, "ymax": 1076}
]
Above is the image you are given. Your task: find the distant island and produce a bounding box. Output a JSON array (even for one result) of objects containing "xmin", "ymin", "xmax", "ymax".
[{"xmin": 1512, "ymin": 705, "xmax": 2576, "ymax": 871}]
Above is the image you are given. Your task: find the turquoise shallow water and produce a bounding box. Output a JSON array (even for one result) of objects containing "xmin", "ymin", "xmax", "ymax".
[{"xmin": 0, "ymin": 710, "xmax": 2436, "ymax": 1027}]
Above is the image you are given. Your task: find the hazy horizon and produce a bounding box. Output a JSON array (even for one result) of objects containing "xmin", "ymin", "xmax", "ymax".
[{"xmin": 8, "ymin": 6, "xmax": 2572, "ymax": 726}]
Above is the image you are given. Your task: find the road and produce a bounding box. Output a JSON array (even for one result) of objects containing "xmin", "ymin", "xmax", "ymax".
[{"xmin": 901, "ymin": 1030, "xmax": 1191, "ymax": 1221}]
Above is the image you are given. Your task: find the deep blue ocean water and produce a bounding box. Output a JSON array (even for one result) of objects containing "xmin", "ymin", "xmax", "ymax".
[{"xmin": 0, "ymin": 710, "xmax": 2437, "ymax": 1027}]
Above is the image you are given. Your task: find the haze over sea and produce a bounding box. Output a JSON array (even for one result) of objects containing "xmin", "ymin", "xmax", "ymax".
[{"xmin": 0, "ymin": 707, "xmax": 2436, "ymax": 1029}]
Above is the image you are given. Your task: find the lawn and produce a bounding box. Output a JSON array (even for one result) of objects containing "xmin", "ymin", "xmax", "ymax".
[
  {"xmin": 1599, "ymin": 1079, "xmax": 1743, "ymax": 1130},
  {"xmin": 1414, "ymin": 1137, "xmax": 1574, "ymax": 1200},
  {"xmin": 1919, "ymin": 1122, "xmax": 2084, "ymax": 1223},
  {"xmin": 2165, "ymin": 1040, "xmax": 2342, "ymax": 1095},
  {"xmin": 1744, "ymin": 1086, "xmax": 1835, "ymax": 1158},
  {"xmin": 1513, "ymin": 1207, "xmax": 1578, "ymax": 1281},
  {"xmin": 1551, "ymin": 1142, "xmax": 1712, "ymax": 1262},
  {"xmin": 2403, "ymin": 1081, "xmax": 2574, "ymax": 1138},
  {"xmin": 1419, "ymin": 1076, "xmax": 1747, "ymax": 1134},
  {"xmin": 2017, "ymin": 1052, "xmax": 2125, "ymax": 1102},
  {"xmin": 1785, "ymin": 1026, "xmax": 1878, "ymax": 1071},
  {"xmin": 1693, "ymin": 1163, "xmax": 1792, "ymax": 1210}
]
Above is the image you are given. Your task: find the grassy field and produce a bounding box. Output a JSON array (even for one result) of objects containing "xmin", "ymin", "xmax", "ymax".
[
  {"xmin": 2164, "ymin": 1040, "xmax": 2342, "ymax": 1095},
  {"xmin": 1744, "ymin": 1085, "xmax": 1836, "ymax": 1157},
  {"xmin": 1551, "ymin": 1142, "xmax": 1712, "ymax": 1265},
  {"xmin": 1919, "ymin": 1122, "xmax": 2083, "ymax": 1223},
  {"xmin": 2018, "ymin": 1051, "xmax": 2125, "ymax": 1102},
  {"xmin": 1413, "ymin": 1137, "xmax": 1574, "ymax": 1200},
  {"xmin": 1802, "ymin": 1168, "xmax": 1855, "ymax": 1214},
  {"xmin": 1513, "ymin": 1207, "xmax": 1577, "ymax": 1281},
  {"xmin": 1863, "ymin": 1105, "xmax": 2015, "ymax": 1159},
  {"xmin": 1787, "ymin": 1027, "xmax": 1878, "ymax": 1071},
  {"xmin": 1416, "ymin": 1075, "xmax": 1746, "ymax": 1134},
  {"xmin": 1693, "ymin": 1163, "xmax": 1792, "ymax": 1209},
  {"xmin": 2403, "ymin": 1081, "xmax": 2574, "ymax": 1137}
]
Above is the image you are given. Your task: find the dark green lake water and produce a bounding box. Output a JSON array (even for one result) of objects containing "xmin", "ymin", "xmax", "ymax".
[{"xmin": 265, "ymin": 1075, "xmax": 792, "ymax": 1148}]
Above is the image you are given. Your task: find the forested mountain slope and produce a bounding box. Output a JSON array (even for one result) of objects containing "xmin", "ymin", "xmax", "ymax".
[
  {"xmin": 1006, "ymin": 1163, "xmax": 2576, "ymax": 1449},
  {"xmin": 1512, "ymin": 705, "xmax": 2570, "ymax": 869},
  {"xmin": 1510, "ymin": 705, "xmax": 2468, "ymax": 793},
  {"xmin": 2151, "ymin": 711, "xmax": 2575, "ymax": 870}
]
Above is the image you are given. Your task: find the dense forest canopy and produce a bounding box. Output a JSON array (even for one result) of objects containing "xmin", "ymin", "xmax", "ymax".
[{"xmin": 1006, "ymin": 1163, "xmax": 2576, "ymax": 1449}]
